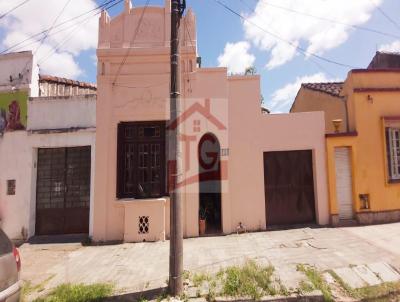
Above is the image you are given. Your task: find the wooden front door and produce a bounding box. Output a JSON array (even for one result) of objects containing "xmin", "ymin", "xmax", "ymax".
[
  {"xmin": 264, "ymin": 150, "xmax": 316, "ymax": 226},
  {"xmin": 35, "ymin": 147, "xmax": 91, "ymax": 235}
]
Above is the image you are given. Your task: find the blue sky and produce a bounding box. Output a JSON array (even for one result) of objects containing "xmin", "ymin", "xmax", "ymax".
[{"xmin": 1, "ymin": 0, "xmax": 400, "ymax": 112}]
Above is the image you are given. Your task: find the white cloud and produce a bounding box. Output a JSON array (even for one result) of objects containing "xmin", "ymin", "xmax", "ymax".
[
  {"xmin": 244, "ymin": 0, "xmax": 382, "ymax": 69},
  {"xmin": 218, "ymin": 41, "xmax": 256, "ymax": 74},
  {"xmin": 379, "ymin": 40, "xmax": 400, "ymax": 53},
  {"xmin": 268, "ymin": 72, "xmax": 339, "ymax": 113},
  {"xmin": 0, "ymin": 0, "xmax": 99, "ymax": 78}
]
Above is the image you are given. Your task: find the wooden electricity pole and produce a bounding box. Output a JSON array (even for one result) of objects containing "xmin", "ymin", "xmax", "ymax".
[{"xmin": 169, "ymin": 0, "xmax": 185, "ymax": 296}]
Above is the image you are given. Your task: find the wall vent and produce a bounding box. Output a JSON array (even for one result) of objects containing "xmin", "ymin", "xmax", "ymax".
[{"xmin": 138, "ymin": 216, "xmax": 149, "ymax": 234}]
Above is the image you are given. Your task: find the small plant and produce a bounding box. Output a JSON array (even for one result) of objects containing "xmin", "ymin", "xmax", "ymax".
[
  {"xmin": 192, "ymin": 272, "xmax": 210, "ymax": 287},
  {"xmin": 156, "ymin": 291, "xmax": 169, "ymax": 302},
  {"xmin": 206, "ymin": 280, "xmax": 217, "ymax": 302},
  {"xmin": 182, "ymin": 270, "xmax": 191, "ymax": 280},
  {"xmin": 219, "ymin": 260, "xmax": 276, "ymax": 300},
  {"xmin": 297, "ymin": 264, "xmax": 333, "ymax": 302},
  {"xmin": 328, "ymin": 270, "xmax": 356, "ymax": 298},
  {"xmin": 138, "ymin": 297, "xmax": 148, "ymax": 302},
  {"xmin": 21, "ymin": 275, "xmax": 55, "ymax": 302},
  {"xmin": 299, "ymin": 280, "xmax": 314, "ymax": 293},
  {"xmin": 199, "ymin": 207, "xmax": 207, "ymax": 220},
  {"xmin": 179, "ymin": 292, "xmax": 189, "ymax": 302},
  {"xmin": 33, "ymin": 283, "xmax": 114, "ymax": 302}
]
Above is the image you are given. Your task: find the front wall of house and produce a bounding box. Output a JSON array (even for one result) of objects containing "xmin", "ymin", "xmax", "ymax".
[
  {"xmin": 0, "ymin": 130, "xmax": 95, "ymax": 240},
  {"xmin": 228, "ymin": 77, "xmax": 330, "ymax": 230},
  {"xmin": 93, "ymin": 2, "xmax": 330, "ymax": 242},
  {"xmin": 353, "ymin": 91, "xmax": 400, "ymax": 213},
  {"xmin": 291, "ymin": 88, "xmax": 347, "ymax": 133},
  {"xmin": 327, "ymin": 72, "xmax": 400, "ymax": 224}
]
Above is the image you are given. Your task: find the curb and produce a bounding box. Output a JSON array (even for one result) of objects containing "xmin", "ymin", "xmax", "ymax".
[{"xmin": 215, "ymin": 291, "xmax": 324, "ymax": 302}]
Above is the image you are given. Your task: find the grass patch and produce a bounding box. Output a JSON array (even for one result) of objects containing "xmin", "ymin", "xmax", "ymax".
[
  {"xmin": 218, "ymin": 260, "xmax": 279, "ymax": 300},
  {"xmin": 357, "ymin": 282, "xmax": 400, "ymax": 301},
  {"xmin": 21, "ymin": 275, "xmax": 55, "ymax": 301},
  {"xmin": 297, "ymin": 264, "xmax": 333, "ymax": 302},
  {"xmin": 299, "ymin": 280, "xmax": 314, "ymax": 294},
  {"xmin": 328, "ymin": 269, "xmax": 357, "ymax": 298},
  {"xmin": 329, "ymin": 270, "xmax": 400, "ymax": 301},
  {"xmin": 192, "ymin": 272, "xmax": 211, "ymax": 287},
  {"xmin": 33, "ymin": 283, "xmax": 114, "ymax": 302}
]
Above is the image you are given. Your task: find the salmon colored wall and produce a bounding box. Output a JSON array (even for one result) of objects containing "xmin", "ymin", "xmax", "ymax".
[
  {"xmin": 124, "ymin": 198, "xmax": 168, "ymax": 242},
  {"xmin": 228, "ymin": 76, "xmax": 330, "ymax": 229},
  {"xmin": 291, "ymin": 88, "xmax": 347, "ymax": 133},
  {"xmin": 93, "ymin": 1, "xmax": 330, "ymax": 242}
]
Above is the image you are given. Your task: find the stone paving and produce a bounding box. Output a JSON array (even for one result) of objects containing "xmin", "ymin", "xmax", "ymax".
[{"xmin": 19, "ymin": 223, "xmax": 400, "ymax": 300}]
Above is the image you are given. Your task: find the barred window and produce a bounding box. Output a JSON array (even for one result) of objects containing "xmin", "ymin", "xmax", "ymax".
[
  {"xmin": 386, "ymin": 127, "xmax": 400, "ymax": 181},
  {"xmin": 117, "ymin": 121, "xmax": 166, "ymax": 199}
]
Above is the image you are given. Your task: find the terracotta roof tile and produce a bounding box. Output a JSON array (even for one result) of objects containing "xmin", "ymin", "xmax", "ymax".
[
  {"xmin": 39, "ymin": 74, "xmax": 97, "ymax": 89},
  {"xmin": 302, "ymin": 82, "xmax": 343, "ymax": 97}
]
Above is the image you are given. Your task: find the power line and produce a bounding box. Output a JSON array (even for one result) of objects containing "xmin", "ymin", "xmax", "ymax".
[
  {"xmin": 0, "ymin": 0, "xmax": 120, "ymax": 54},
  {"xmin": 0, "ymin": 0, "xmax": 31, "ymax": 20},
  {"xmin": 238, "ymin": 0, "xmax": 337, "ymax": 78},
  {"xmin": 32, "ymin": 0, "xmax": 72, "ymax": 56},
  {"xmin": 214, "ymin": 0, "xmax": 359, "ymax": 69},
  {"xmin": 38, "ymin": 0, "xmax": 124, "ymax": 65},
  {"xmin": 112, "ymin": 0, "xmax": 151, "ymax": 85},
  {"xmin": 373, "ymin": 4, "xmax": 400, "ymax": 32},
  {"xmin": 250, "ymin": 0, "xmax": 400, "ymax": 40}
]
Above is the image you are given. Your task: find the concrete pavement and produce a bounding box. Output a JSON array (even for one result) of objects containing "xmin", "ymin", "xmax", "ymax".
[{"xmin": 19, "ymin": 223, "xmax": 400, "ymax": 300}]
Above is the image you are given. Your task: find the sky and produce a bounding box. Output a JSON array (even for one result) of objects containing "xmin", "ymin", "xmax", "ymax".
[{"xmin": 1, "ymin": 0, "xmax": 400, "ymax": 113}]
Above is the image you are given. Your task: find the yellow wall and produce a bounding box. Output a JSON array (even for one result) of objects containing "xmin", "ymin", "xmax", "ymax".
[
  {"xmin": 327, "ymin": 71, "xmax": 400, "ymax": 217},
  {"xmin": 291, "ymin": 88, "xmax": 347, "ymax": 133}
]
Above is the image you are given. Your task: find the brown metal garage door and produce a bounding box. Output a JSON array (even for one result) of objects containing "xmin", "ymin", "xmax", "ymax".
[
  {"xmin": 35, "ymin": 147, "xmax": 91, "ymax": 235},
  {"xmin": 263, "ymin": 150, "xmax": 316, "ymax": 226}
]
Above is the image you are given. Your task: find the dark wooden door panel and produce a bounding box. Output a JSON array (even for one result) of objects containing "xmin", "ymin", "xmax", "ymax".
[
  {"xmin": 35, "ymin": 209, "xmax": 65, "ymax": 235},
  {"xmin": 264, "ymin": 150, "xmax": 316, "ymax": 226},
  {"xmin": 36, "ymin": 147, "xmax": 91, "ymax": 235}
]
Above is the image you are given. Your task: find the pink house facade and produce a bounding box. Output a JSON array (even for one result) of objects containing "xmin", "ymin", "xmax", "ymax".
[{"xmin": 92, "ymin": 0, "xmax": 329, "ymax": 242}]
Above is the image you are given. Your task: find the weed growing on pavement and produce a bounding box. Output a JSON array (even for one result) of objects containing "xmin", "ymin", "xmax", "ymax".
[
  {"xmin": 328, "ymin": 269, "xmax": 357, "ymax": 298},
  {"xmin": 21, "ymin": 275, "xmax": 56, "ymax": 301},
  {"xmin": 357, "ymin": 282, "xmax": 400, "ymax": 301},
  {"xmin": 299, "ymin": 280, "xmax": 314, "ymax": 294},
  {"xmin": 329, "ymin": 269, "xmax": 400, "ymax": 300},
  {"xmin": 206, "ymin": 280, "xmax": 217, "ymax": 302},
  {"xmin": 156, "ymin": 291, "xmax": 169, "ymax": 302},
  {"xmin": 192, "ymin": 272, "xmax": 211, "ymax": 287},
  {"xmin": 33, "ymin": 283, "xmax": 114, "ymax": 302},
  {"xmin": 219, "ymin": 260, "xmax": 277, "ymax": 300},
  {"xmin": 297, "ymin": 264, "xmax": 333, "ymax": 302}
]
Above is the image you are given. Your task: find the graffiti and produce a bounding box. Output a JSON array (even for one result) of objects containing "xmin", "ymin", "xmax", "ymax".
[{"xmin": 0, "ymin": 91, "xmax": 27, "ymax": 135}]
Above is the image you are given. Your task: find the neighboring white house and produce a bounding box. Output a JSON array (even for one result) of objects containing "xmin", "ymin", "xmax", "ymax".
[{"xmin": 0, "ymin": 51, "xmax": 97, "ymax": 240}]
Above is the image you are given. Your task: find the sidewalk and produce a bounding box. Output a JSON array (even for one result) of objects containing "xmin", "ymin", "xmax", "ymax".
[{"xmin": 19, "ymin": 223, "xmax": 400, "ymax": 300}]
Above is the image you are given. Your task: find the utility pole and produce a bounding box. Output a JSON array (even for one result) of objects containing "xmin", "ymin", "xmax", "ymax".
[{"xmin": 169, "ymin": 0, "xmax": 185, "ymax": 296}]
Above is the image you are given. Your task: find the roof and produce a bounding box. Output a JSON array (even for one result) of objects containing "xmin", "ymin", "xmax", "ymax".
[
  {"xmin": 39, "ymin": 74, "xmax": 97, "ymax": 89},
  {"xmin": 368, "ymin": 51, "xmax": 400, "ymax": 69},
  {"xmin": 301, "ymin": 82, "xmax": 344, "ymax": 97}
]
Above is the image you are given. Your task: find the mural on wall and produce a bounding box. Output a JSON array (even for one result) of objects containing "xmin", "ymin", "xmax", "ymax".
[{"xmin": 0, "ymin": 91, "xmax": 28, "ymax": 135}]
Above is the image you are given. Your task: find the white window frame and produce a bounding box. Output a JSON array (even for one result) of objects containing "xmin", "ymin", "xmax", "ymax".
[{"xmin": 388, "ymin": 127, "xmax": 400, "ymax": 181}]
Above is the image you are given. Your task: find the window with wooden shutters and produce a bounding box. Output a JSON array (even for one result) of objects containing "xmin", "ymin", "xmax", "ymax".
[
  {"xmin": 117, "ymin": 121, "xmax": 166, "ymax": 199},
  {"xmin": 386, "ymin": 127, "xmax": 400, "ymax": 182}
]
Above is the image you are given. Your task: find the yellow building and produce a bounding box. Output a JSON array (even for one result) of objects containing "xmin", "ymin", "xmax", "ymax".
[{"xmin": 292, "ymin": 53, "xmax": 400, "ymax": 225}]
